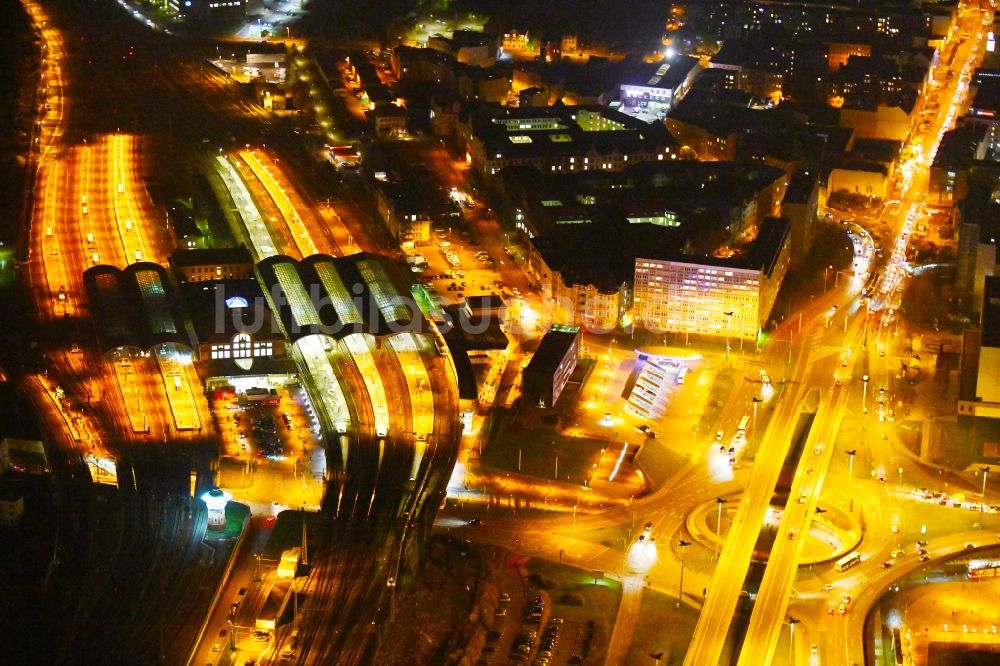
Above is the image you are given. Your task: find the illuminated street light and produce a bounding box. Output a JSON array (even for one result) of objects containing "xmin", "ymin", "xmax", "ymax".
[
  {"xmin": 714, "ymin": 498, "xmax": 727, "ymax": 561},
  {"xmin": 723, "ymin": 311, "xmax": 734, "ymax": 367},
  {"xmin": 751, "ymin": 397, "xmax": 763, "ymax": 449},
  {"xmin": 980, "ymin": 466, "xmax": 991, "ymax": 527},
  {"xmin": 788, "ymin": 617, "xmax": 799, "ymax": 663},
  {"xmin": 676, "ymin": 539, "xmax": 690, "ymax": 609},
  {"xmin": 862, "ymin": 375, "xmax": 870, "ymax": 413},
  {"xmin": 846, "ymin": 450, "xmax": 857, "ymax": 511}
]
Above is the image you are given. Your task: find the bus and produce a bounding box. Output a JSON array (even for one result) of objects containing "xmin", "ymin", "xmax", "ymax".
[
  {"xmin": 737, "ymin": 415, "xmax": 751, "ymax": 432},
  {"xmin": 834, "ymin": 551, "xmax": 862, "ymax": 572},
  {"xmin": 676, "ymin": 367, "xmax": 688, "ymax": 384}
]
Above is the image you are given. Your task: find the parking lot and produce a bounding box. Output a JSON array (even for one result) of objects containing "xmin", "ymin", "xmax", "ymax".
[
  {"xmin": 212, "ymin": 382, "xmax": 326, "ymax": 512},
  {"xmin": 417, "ymin": 225, "xmax": 526, "ymax": 311}
]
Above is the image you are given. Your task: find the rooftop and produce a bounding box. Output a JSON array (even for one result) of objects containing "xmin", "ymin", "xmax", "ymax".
[
  {"xmin": 524, "ymin": 325, "xmax": 580, "ymax": 376},
  {"xmin": 83, "ymin": 263, "xmax": 189, "ymax": 354},
  {"xmin": 471, "ymin": 104, "xmax": 676, "ymax": 159},
  {"xmin": 932, "ymin": 123, "xmax": 987, "ymax": 170},
  {"xmin": 621, "ymin": 56, "xmax": 700, "ymax": 90},
  {"xmin": 170, "ymin": 246, "xmax": 253, "ymax": 268},
  {"xmin": 982, "ymin": 275, "xmax": 1000, "ymax": 349},
  {"xmin": 180, "ymin": 279, "xmax": 285, "ymax": 346},
  {"xmin": 783, "ymin": 168, "xmax": 819, "ymax": 204},
  {"xmin": 255, "ymin": 253, "xmax": 427, "ymax": 342}
]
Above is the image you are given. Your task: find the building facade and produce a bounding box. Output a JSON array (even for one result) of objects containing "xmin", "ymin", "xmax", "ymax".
[
  {"xmin": 632, "ymin": 219, "xmax": 791, "ymax": 340},
  {"xmin": 522, "ymin": 325, "xmax": 580, "ymax": 408},
  {"xmin": 170, "ymin": 247, "xmax": 255, "ymax": 284}
]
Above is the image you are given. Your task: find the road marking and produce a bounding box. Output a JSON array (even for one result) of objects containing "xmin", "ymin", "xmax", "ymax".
[{"xmin": 806, "ymin": 345, "xmax": 842, "ymax": 364}]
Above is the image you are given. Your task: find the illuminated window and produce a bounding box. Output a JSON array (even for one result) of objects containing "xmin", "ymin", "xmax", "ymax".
[{"xmin": 232, "ymin": 333, "xmax": 252, "ymax": 359}]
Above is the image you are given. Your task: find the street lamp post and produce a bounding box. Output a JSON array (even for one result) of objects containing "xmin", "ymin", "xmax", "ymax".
[
  {"xmin": 752, "ymin": 397, "xmax": 763, "ymax": 450},
  {"xmin": 789, "ymin": 617, "xmax": 799, "ymax": 663},
  {"xmin": 724, "ymin": 311, "xmax": 734, "ymax": 367},
  {"xmin": 846, "ymin": 450, "xmax": 857, "ymax": 511},
  {"xmin": 981, "ymin": 466, "xmax": 991, "ymax": 527},
  {"xmin": 714, "ymin": 498, "xmax": 726, "ymax": 561},
  {"xmin": 862, "ymin": 296, "xmax": 870, "ymax": 348},
  {"xmin": 862, "ymin": 375, "xmax": 870, "ymax": 413},
  {"xmin": 676, "ymin": 539, "xmax": 690, "ymax": 609}
]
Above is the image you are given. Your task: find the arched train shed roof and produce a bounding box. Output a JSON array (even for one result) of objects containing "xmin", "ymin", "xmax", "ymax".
[
  {"xmin": 255, "ymin": 253, "xmax": 427, "ymax": 343},
  {"xmin": 83, "ymin": 262, "xmax": 190, "ymax": 354}
]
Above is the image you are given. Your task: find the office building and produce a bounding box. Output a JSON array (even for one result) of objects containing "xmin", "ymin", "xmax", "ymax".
[
  {"xmin": 522, "ymin": 325, "xmax": 581, "ymax": 408},
  {"xmin": 465, "ymin": 105, "xmax": 677, "ymax": 180}
]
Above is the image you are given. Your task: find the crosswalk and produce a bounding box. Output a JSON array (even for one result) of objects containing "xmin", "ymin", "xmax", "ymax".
[{"xmin": 806, "ymin": 344, "xmax": 842, "ymax": 365}]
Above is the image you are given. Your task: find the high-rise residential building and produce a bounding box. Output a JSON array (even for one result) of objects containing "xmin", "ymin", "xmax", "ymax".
[{"xmin": 633, "ymin": 217, "xmax": 791, "ymax": 340}]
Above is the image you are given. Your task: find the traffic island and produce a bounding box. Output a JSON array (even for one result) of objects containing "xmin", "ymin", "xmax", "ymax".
[{"xmin": 687, "ymin": 496, "xmax": 862, "ymax": 566}]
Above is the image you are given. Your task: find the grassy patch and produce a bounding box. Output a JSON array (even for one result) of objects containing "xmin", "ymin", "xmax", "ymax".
[
  {"xmin": 626, "ymin": 587, "xmax": 699, "ymax": 665},
  {"xmin": 0, "ymin": 247, "xmax": 14, "ymax": 289},
  {"xmin": 937, "ymin": 418, "xmax": 1000, "ymax": 468},
  {"xmin": 527, "ymin": 558, "xmax": 622, "ymax": 665},
  {"xmin": 770, "ymin": 224, "xmax": 854, "ymax": 325},
  {"xmin": 694, "ymin": 368, "xmax": 735, "ymax": 435},
  {"xmin": 900, "ymin": 265, "xmax": 965, "ymax": 333},
  {"xmin": 635, "ymin": 441, "xmax": 689, "ymax": 489},
  {"xmin": 483, "ymin": 411, "xmax": 608, "ymax": 484},
  {"xmin": 376, "ymin": 536, "xmax": 492, "ymax": 665}
]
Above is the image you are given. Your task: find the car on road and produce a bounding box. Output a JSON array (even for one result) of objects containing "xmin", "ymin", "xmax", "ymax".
[
  {"xmin": 881, "ymin": 561, "xmax": 893, "ymax": 568},
  {"xmin": 919, "ymin": 554, "xmax": 931, "ymax": 562},
  {"xmin": 468, "ymin": 518, "xmax": 482, "ymax": 526},
  {"xmin": 965, "ymin": 542, "xmax": 976, "ymax": 550},
  {"xmin": 891, "ymin": 549, "xmax": 905, "ymax": 558},
  {"xmin": 212, "ymin": 644, "xmax": 221, "ymax": 653},
  {"xmin": 251, "ymin": 631, "xmax": 271, "ymax": 642}
]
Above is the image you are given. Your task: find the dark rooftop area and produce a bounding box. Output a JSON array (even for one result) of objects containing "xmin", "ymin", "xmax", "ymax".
[
  {"xmin": 982, "ymin": 275, "xmax": 1000, "ymax": 348},
  {"xmin": 170, "ymin": 245, "xmax": 253, "ymax": 268},
  {"xmin": 524, "ymin": 325, "xmax": 579, "ymax": 376}
]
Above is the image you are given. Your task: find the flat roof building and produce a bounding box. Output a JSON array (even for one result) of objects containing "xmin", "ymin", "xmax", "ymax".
[
  {"xmin": 170, "ymin": 246, "xmax": 255, "ymax": 283},
  {"xmin": 619, "ymin": 56, "xmax": 701, "ymax": 114},
  {"xmin": 522, "ymin": 325, "xmax": 581, "ymax": 408},
  {"xmin": 959, "ymin": 276, "xmax": 1000, "ymax": 420},
  {"xmin": 180, "ymin": 279, "xmax": 288, "ymax": 372},
  {"xmin": 465, "ymin": 104, "xmax": 678, "ymax": 180},
  {"xmin": 633, "ymin": 217, "xmax": 792, "ymax": 340}
]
